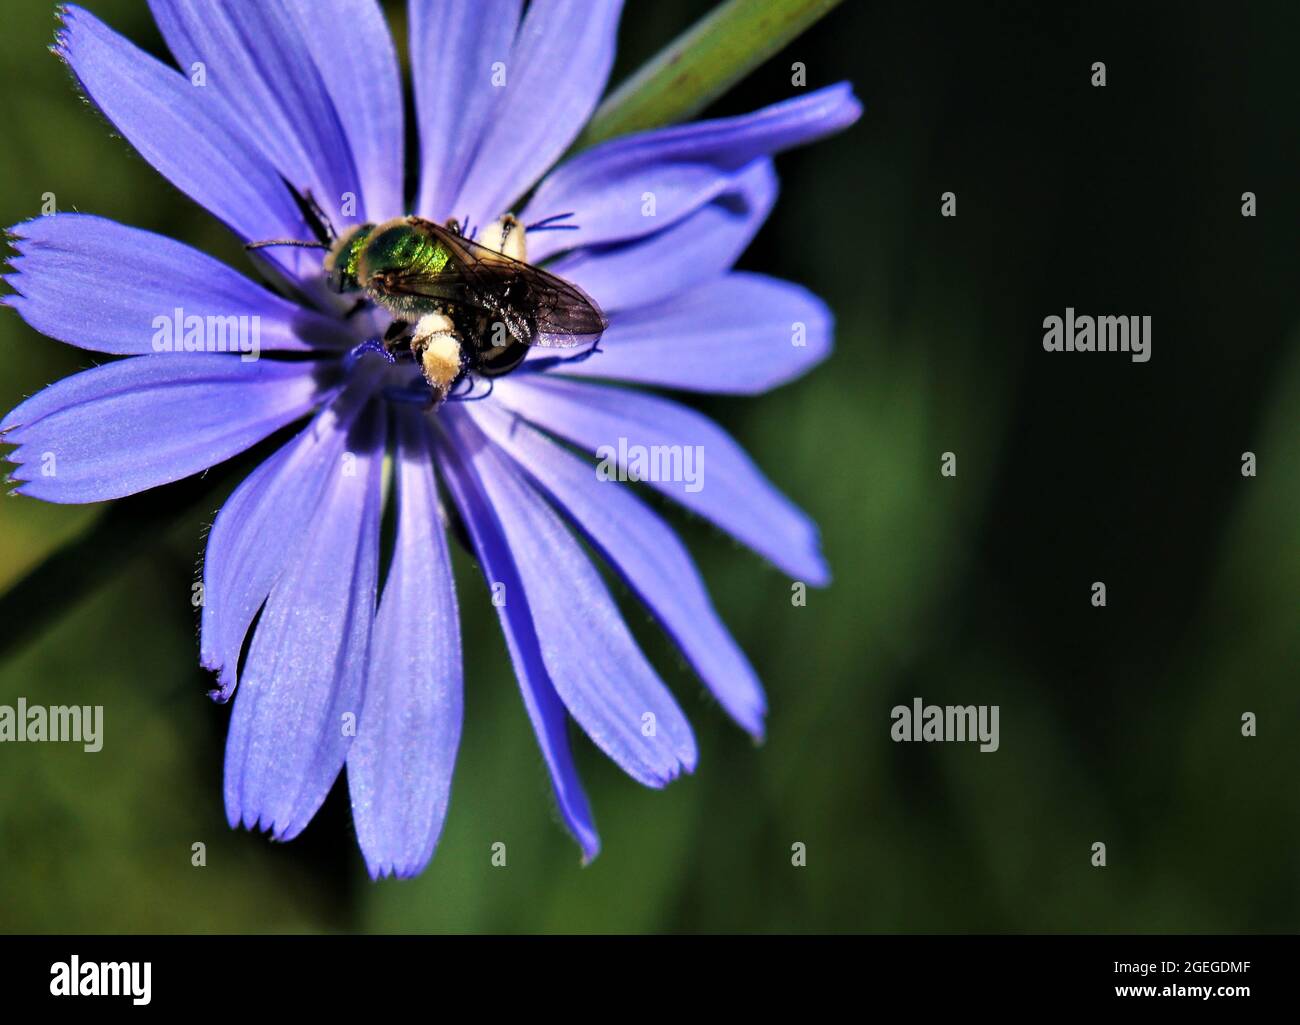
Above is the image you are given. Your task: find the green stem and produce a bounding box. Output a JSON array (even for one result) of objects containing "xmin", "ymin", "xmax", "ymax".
[{"xmin": 576, "ymin": 0, "xmax": 846, "ymax": 150}]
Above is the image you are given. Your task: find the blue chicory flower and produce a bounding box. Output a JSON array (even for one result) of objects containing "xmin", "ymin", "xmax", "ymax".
[{"xmin": 2, "ymin": 1, "xmax": 860, "ymax": 877}]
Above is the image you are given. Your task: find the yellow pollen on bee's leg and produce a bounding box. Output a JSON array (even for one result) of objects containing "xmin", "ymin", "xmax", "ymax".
[
  {"xmin": 411, "ymin": 312, "xmax": 462, "ymax": 398},
  {"xmin": 478, "ymin": 215, "xmax": 527, "ymax": 262}
]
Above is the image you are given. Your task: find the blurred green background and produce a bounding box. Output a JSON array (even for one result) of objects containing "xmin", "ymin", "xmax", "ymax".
[{"xmin": 1, "ymin": 0, "xmax": 1296, "ymax": 933}]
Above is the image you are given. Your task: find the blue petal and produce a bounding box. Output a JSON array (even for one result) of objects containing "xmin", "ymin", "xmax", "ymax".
[
  {"xmin": 411, "ymin": 0, "xmax": 523, "ymax": 222},
  {"xmin": 491, "ymin": 374, "xmax": 830, "ymax": 586},
  {"xmin": 440, "ymin": 407, "xmax": 696, "ymax": 787},
  {"xmin": 224, "ymin": 400, "xmax": 386, "ymax": 841},
  {"xmin": 467, "ymin": 400, "xmax": 765, "ymax": 736},
  {"xmin": 348, "ymin": 407, "xmax": 462, "ymax": 879},
  {"xmin": 286, "ymin": 0, "xmax": 406, "ymax": 222},
  {"xmin": 543, "ymin": 160, "xmax": 777, "ymax": 313},
  {"xmin": 147, "ymin": 0, "xmax": 363, "ymax": 226},
  {"xmin": 433, "ymin": 417, "xmax": 600, "ymax": 861},
  {"xmin": 453, "ymin": 0, "xmax": 624, "ymax": 228},
  {"xmin": 524, "ymin": 83, "xmax": 862, "ymax": 261},
  {"xmin": 55, "ymin": 6, "xmax": 313, "ymax": 280},
  {"xmin": 4, "ymin": 214, "xmax": 352, "ymax": 356},
  {"xmin": 549, "ymin": 272, "xmax": 831, "ymax": 395},
  {"xmin": 200, "ymin": 383, "xmax": 374, "ymax": 702},
  {"xmin": 3, "ymin": 355, "xmax": 336, "ymax": 504}
]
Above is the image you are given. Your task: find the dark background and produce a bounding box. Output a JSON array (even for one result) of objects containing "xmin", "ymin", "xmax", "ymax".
[{"xmin": 0, "ymin": 0, "xmax": 1296, "ymax": 932}]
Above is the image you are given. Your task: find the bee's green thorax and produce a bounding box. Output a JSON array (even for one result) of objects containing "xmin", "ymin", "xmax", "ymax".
[
  {"xmin": 361, "ymin": 222, "xmax": 451, "ymax": 280},
  {"xmin": 399, "ymin": 232, "xmax": 452, "ymax": 275}
]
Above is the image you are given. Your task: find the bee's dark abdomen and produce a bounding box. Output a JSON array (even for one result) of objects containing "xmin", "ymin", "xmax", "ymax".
[{"xmin": 476, "ymin": 340, "xmax": 531, "ymax": 377}]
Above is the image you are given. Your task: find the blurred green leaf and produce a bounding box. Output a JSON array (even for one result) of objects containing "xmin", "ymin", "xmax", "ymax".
[
  {"xmin": 0, "ymin": 466, "xmax": 231, "ymax": 664},
  {"xmin": 0, "ymin": 564, "xmax": 344, "ymax": 933}
]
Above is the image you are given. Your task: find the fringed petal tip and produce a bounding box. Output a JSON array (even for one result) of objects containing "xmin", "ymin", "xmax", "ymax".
[
  {"xmin": 204, "ymin": 671, "xmax": 236, "ymax": 705},
  {"xmin": 2, "ymin": 458, "xmax": 27, "ymax": 489},
  {"xmin": 52, "ymin": 3, "xmax": 85, "ymax": 60},
  {"xmin": 3, "ymin": 236, "xmax": 27, "ymax": 297},
  {"xmin": 366, "ymin": 861, "xmax": 419, "ymax": 882},
  {"xmin": 49, "ymin": 9, "xmax": 69, "ymax": 58},
  {"xmin": 359, "ymin": 844, "xmax": 456, "ymax": 884},
  {"xmin": 227, "ymin": 807, "xmax": 306, "ymax": 844},
  {"xmin": 642, "ymin": 748, "xmax": 698, "ymax": 790},
  {"xmin": 199, "ymin": 644, "xmax": 237, "ymax": 703}
]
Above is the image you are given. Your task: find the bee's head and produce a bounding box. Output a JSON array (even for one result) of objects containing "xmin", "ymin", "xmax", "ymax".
[{"xmin": 323, "ymin": 223, "xmax": 375, "ymax": 294}]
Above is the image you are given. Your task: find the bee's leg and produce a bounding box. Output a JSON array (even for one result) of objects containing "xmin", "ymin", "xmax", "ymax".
[
  {"xmin": 446, "ymin": 374, "xmax": 475, "ymax": 400},
  {"xmin": 447, "ymin": 375, "xmax": 496, "ymax": 402},
  {"xmin": 411, "ymin": 312, "xmax": 465, "ymax": 403},
  {"xmin": 523, "ymin": 337, "xmax": 603, "ymax": 375},
  {"xmin": 477, "ymin": 214, "xmax": 527, "ymax": 262},
  {"xmin": 380, "ymin": 318, "xmax": 413, "ymax": 358},
  {"xmin": 343, "ymin": 298, "xmax": 369, "ymax": 319},
  {"xmin": 566, "ymin": 337, "xmax": 603, "ymax": 364},
  {"xmin": 345, "ymin": 337, "xmax": 398, "ymax": 371}
]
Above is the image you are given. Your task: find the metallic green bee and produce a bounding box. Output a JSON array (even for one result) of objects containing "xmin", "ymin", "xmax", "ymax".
[{"xmin": 249, "ymin": 193, "xmax": 606, "ymax": 402}]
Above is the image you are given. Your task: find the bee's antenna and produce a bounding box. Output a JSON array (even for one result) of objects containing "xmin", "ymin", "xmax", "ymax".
[
  {"xmin": 244, "ymin": 239, "xmax": 331, "ymax": 251},
  {"xmin": 526, "ymin": 211, "xmax": 579, "ymax": 233}
]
